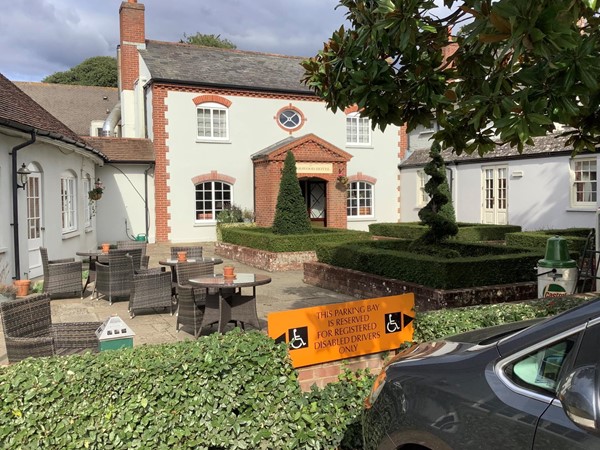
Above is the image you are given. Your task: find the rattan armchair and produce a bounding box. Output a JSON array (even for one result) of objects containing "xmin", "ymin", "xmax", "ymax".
[
  {"xmin": 127, "ymin": 255, "xmax": 174, "ymax": 318},
  {"xmin": 117, "ymin": 240, "xmax": 149, "ymax": 269},
  {"xmin": 170, "ymin": 246, "xmax": 203, "ymax": 260},
  {"xmin": 175, "ymin": 285, "xmax": 205, "ymax": 337},
  {"xmin": 95, "ymin": 250, "xmax": 133, "ymax": 304},
  {"xmin": 0, "ymin": 293, "xmax": 100, "ymax": 363},
  {"xmin": 175, "ymin": 261, "xmax": 214, "ymax": 287},
  {"xmin": 40, "ymin": 247, "xmax": 83, "ymax": 299}
]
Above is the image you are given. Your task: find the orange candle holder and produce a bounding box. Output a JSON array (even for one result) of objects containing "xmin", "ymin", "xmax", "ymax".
[
  {"xmin": 101, "ymin": 243, "xmax": 110, "ymax": 253},
  {"xmin": 177, "ymin": 251, "xmax": 187, "ymax": 262}
]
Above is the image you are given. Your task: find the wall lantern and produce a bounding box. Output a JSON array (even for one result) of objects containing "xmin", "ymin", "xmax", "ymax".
[{"xmin": 16, "ymin": 163, "xmax": 31, "ymax": 190}]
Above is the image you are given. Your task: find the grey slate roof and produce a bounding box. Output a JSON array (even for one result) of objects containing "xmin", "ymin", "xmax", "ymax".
[
  {"xmin": 400, "ymin": 133, "xmax": 574, "ymax": 168},
  {"xmin": 140, "ymin": 40, "xmax": 313, "ymax": 94},
  {"xmin": 0, "ymin": 73, "xmax": 106, "ymax": 160},
  {"xmin": 15, "ymin": 82, "xmax": 118, "ymax": 136}
]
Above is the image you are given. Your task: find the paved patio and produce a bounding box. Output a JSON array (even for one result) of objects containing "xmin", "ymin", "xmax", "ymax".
[{"xmin": 0, "ymin": 242, "xmax": 354, "ymax": 365}]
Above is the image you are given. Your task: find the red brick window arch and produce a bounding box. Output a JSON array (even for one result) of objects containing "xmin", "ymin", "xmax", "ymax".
[
  {"xmin": 192, "ymin": 172, "xmax": 236, "ymax": 221},
  {"xmin": 346, "ymin": 173, "xmax": 377, "ymax": 218},
  {"xmin": 275, "ymin": 104, "xmax": 306, "ymax": 133},
  {"xmin": 193, "ymin": 95, "xmax": 232, "ymax": 142}
]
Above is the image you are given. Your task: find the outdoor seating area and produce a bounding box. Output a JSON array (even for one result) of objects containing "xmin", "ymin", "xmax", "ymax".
[{"xmin": 0, "ymin": 242, "xmax": 353, "ymax": 366}]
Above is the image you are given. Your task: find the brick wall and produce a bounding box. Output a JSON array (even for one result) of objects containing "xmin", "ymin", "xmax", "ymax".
[
  {"xmin": 152, "ymin": 86, "xmax": 171, "ymax": 242},
  {"xmin": 215, "ymin": 242, "xmax": 316, "ymax": 271},
  {"xmin": 297, "ymin": 353, "xmax": 387, "ymax": 391},
  {"xmin": 119, "ymin": 1, "xmax": 145, "ymax": 91},
  {"xmin": 304, "ymin": 261, "xmax": 538, "ymax": 311}
]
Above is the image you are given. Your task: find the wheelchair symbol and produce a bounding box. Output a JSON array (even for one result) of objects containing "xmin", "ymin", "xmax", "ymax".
[
  {"xmin": 385, "ymin": 313, "xmax": 402, "ymax": 334},
  {"xmin": 288, "ymin": 327, "xmax": 308, "ymax": 349}
]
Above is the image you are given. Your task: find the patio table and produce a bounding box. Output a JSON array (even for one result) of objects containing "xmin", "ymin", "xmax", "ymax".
[{"xmin": 189, "ymin": 273, "xmax": 271, "ymax": 333}]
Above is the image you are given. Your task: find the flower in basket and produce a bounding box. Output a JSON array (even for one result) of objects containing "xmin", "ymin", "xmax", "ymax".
[
  {"xmin": 88, "ymin": 178, "xmax": 104, "ymax": 201},
  {"xmin": 336, "ymin": 175, "xmax": 349, "ymax": 186}
]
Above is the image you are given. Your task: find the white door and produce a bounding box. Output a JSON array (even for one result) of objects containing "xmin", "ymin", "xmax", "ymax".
[
  {"xmin": 27, "ymin": 172, "xmax": 44, "ymax": 279},
  {"xmin": 482, "ymin": 166, "xmax": 508, "ymax": 225}
]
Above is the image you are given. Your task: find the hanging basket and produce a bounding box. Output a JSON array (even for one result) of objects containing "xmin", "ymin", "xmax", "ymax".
[{"xmin": 89, "ymin": 191, "xmax": 102, "ymax": 201}]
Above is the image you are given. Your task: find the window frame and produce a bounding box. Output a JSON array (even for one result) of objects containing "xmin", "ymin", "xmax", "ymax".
[
  {"xmin": 570, "ymin": 157, "xmax": 597, "ymax": 208},
  {"xmin": 194, "ymin": 180, "xmax": 233, "ymax": 223},
  {"xmin": 417, "ymin": 169, "xmax": 430, "ymax": 207},
  {"xmin": 196, "ymin": 102, "xmax": 229, "ymax": 141},
  {"xmin": 347, "ymin": 181, "xmax": 374, "ymax": 218},
  {"xmin": 346, "ymin": 112, "xmax": 371, "ymax": 147},
  {"xmin": 61, "ymin": 173, "xmax": 78, "ymax": 234}
]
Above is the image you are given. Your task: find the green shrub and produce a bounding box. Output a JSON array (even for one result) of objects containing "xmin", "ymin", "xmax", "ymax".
[
  {"xmin": 272, "ymin": 151, "xmax": 312, "ymax": 235},
  {"xmin": 505, "ymin": 228, "xmax": 591, "ymax": 253},
  {"xmin": 412, "ymin": 295, "xmax": 592, "ymax": 343},
  {"xmin": 369, "ymin": 222, "xmax": 522, "ymax": 242},
  {"xmin": 316, "ymin": 239, "xmax": 542, "ymax": 289},
  {"xmin": 216, "ymin": 204, "xmax": 244, "ymax": 223},
  {"xmin": 221, "ymin": 226, "xmax": 371, "ymax": 252},
  {"xmin": 0, "ymin": 330, "xmax": 372, "ymax": 449}
]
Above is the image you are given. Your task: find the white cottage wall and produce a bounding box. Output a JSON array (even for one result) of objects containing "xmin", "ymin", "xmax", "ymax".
[
  {"xmin": 163, "ymin": 92, "xmax": 401, "ymax": 241},
  {"xmin": 96, "ymin": 164, "xmax": 155, "ymax": 244}
]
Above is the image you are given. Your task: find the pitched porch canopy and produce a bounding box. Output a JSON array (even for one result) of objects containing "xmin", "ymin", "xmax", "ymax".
[{"xmin": 251, "ymin": 134, "xmax": 352, "ymax": 228}]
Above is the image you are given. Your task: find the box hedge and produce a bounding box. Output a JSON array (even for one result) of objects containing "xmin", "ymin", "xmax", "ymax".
[
  {"xmin": 505, "ymin": 228, "xmax": 591, "ymax": 254},
  {"xmin": 219, "ymin": 226, "xmax": 371, "ymax": 253},
  {"xmin": 316, "ymin": 239, "xmax": 543, "ymax": 289},
  {"xmin": 369, "ymin": 222, "xmax": 522, "ymax": 242},
  {"xmin": 0, "ymin": 330, "xmax": 373, "ymax": 450}
]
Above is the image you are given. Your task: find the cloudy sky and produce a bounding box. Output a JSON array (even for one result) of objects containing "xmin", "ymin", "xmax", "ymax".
[{"xmin": 2, "ymin": 0, "xmax": 348, "ymax": 82}]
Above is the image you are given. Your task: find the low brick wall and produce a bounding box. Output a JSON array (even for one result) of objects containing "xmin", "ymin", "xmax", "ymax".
[
  {"xmin": 303, "ymin": 262, "xmax": 538, "ymax": 311},
  {"xmin": 215, "ymin": 242, "xmax": 317, "ymax": 271},
  {"xmin": 297, "ymin": 353, "xmax": 387, "ymax": 391}
]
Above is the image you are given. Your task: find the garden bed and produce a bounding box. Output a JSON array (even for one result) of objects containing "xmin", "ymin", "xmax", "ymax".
[{"xmin": 369, "ymin": 222, "xmax": 522, "ymax": 242}]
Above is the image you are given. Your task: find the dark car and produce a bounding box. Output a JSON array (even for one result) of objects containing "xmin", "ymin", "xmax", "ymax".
[{"xmin": 363, "ymin": 298, "xmax": 600, "ymax": 449}]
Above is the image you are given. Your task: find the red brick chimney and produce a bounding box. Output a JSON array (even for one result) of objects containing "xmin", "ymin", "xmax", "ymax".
[{"xmin": 119, "ymin": 0, "xmax": 145, "ymax": 91}]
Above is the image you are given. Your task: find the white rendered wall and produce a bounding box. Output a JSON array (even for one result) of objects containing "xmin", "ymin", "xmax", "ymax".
[
  {"xmin": 95, "ymin": 164, "xmax": 155, "ymax": 243},
  {"xmin": 1, "ymin": 133, "xmax": 99, "ymax": 281},
  {"xmin": 401, "ymin": 155, "xmax": 598, "ymax": 231},
  {"xmin": 163, "ymin": 92, "xmax": 402, "ymax": 241}
]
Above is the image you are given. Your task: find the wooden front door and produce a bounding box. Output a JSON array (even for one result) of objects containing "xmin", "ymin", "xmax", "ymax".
[{"xmin": 300, "ymin": 180, "xmax": 327, "ymax": 226}]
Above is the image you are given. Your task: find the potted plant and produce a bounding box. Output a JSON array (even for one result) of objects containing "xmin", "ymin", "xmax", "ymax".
[
  {"xmin": 88, "ymin": 178, "xmax": 105, "ymax": 201},
  {"xmin": 242, "ymin": 208, "xmax": 255, "ymax": 223}
]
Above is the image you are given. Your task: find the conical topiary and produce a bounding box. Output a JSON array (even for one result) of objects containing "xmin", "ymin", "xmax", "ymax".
[{"xmin": 272, "ymin": 151, "xmax": 312, "ymax": 235}]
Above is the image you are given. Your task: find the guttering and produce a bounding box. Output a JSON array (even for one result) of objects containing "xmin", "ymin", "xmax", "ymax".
[
  {"xmin": 144, "ymin": 164, "xmax": 154, "ymax": 241},
  {"xmin": 11, "ymin": 130, "xmax": 36, "ymax": 280}
]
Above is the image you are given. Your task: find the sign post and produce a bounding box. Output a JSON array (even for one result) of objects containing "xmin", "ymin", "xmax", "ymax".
[{"xmin": 268, "ymin": 294, "xmax": 414, "ymax": 368}]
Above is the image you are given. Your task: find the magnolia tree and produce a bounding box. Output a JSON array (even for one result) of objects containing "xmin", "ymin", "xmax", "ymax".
[{"xmin": 302, "ymin": 0, "xmax": 600, "ymax": 241}]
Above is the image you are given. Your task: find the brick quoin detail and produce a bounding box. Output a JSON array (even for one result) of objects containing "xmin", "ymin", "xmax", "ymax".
[
  {"xmin": 192, "ymin": 171, "xmax": 236, "ymax": 185},
  {"xmin": 398, "ymin": 124, "xmax": 408, "ymax": 160},
  {"xmin": 192, "ymin": 95, "xmax": 232, "ymax": 108},
  {"xmin": 152, "ymin": 87, "xmax": 171, "ymax": 242}
]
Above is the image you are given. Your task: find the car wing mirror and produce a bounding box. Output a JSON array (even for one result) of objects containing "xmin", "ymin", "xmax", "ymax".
[{"xmin": 557, "ymin": 365, "xmax": 600, "ymax": 435}]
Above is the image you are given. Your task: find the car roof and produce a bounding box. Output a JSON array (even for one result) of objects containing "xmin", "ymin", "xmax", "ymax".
[{"xmin": 497, "ymin": 297, "xmax": 600, "ymax": 355}]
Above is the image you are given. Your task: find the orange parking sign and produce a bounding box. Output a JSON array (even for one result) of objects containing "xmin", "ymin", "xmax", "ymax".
[{"xmin": 267, "ymin": 294, "xmax": 414, "ymax": 368}]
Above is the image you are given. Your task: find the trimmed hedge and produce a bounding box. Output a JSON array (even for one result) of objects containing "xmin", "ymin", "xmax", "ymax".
[
  {"xmin": 505, "ymin": 228, "xmax": 591, "ymax": 254},
  {"xmin": 220, "ymin": 226, "xmax": 371, "ymax": 253},
  {"xmin": 369, "ymin": 222, "xmax": 522, "ymax": 242},
  {"xmin": 0, "ymin": 330, "xmax": 373, "ymax": 450},
  {"xmin": 316, "ymin": 239, "xmax": 543, "ymax": 289},
  {"xmin": 413, "ymin": 295, "xmax": 593, "ymax": 343}
]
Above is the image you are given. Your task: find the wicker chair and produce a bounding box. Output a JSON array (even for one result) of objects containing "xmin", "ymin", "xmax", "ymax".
[
  {"xmin": 230, "ymin": 293, "xmax": 261, "ymax": 330},
  {"xmin": 176, "ymin": 261, "xmax": 214, "ymax": 287},
  {"xmin": 170, "ymin": 246, "xmax": 203, "ymax": 260},
  {"xmin": 95, "ymin": 250, "xmax": 133, "ymax": 304},
  {"xmin": 0, "ymin": 293, "xmax": 100, "ymax": 363},
  {"xmin": 176, "ymin": 285, "xmax": 206, "ymax": 337},
  {"xmin": 117, "ymin": 241, "xmax": 149, "ymax": 269},
  {"xmin": 127, "ymin": 255, "xmax": 174, "ymax": 318},
  {"xmin": 40, "ymin": 247, "xmax": 83, "ymax": 299}
]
